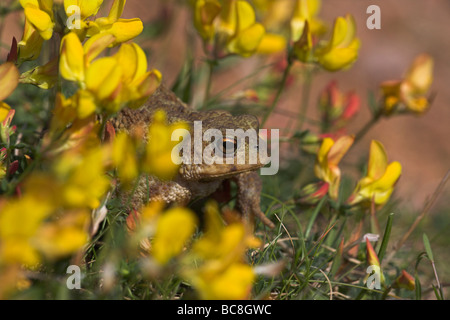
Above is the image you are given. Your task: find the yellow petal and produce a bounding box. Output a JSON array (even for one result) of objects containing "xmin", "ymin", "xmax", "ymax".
[
  {"xmin": 65, "ymin": 0, "xmax": 103, "ymax": 19},
  {"xmin": 85, "ymin": 57, "xmax": 122, "ymax": 101},
  {"xmin": 20, "ymin": 0, "xmax": 40, "ymax": 7},
  {"xmin": 194, "ymin": 0, "xmax": 221, "ymax": 40},
  {"xmin": 0, "ymin": 195, "xmax": 54, "ymax": 239},
  {"xmin": 372, "ymin": 161, "xmax": 402, "ymax": 191},
  {"xmin": 0, "ymin": 102, "xmax": 12, "ymax": 123},
  {"xmin": 152, "ymin": 207, "xmax": 197, "ymax": 265},
  {"xmin": 293, "ymin": 20, "xmax": 312, "ymax": 62},
  {"xmin": 327, "ymin": 135, "xmax": 354, "ymax": 166},
  {"xmin": 317, "ymin": 42, "xmax": 360, "ymax": 72},
  {"xmin": 405, "ymin": 54, "xmax": 434, "ymax": 94},
  {"xmin": 235, "ymin": 0, "xmax": 257, "ymax": 32},
  {"xmin": 227, "ymin": 23, "xmax": 265, "ymax": 57},
  {"xmin": 125, "ymin": 69, "xmax": 162, "ymax": 108},
  {"xmin": 60, "ymin": 32, "xmax": 85, "ymax": 82},
  {"xmin": 76, "ymin": 90, "xmax": 97, "ymax": 118},
  {"xmin": 107, "ymin": 0, "xmax": 125, "ymax": 22},
  {"xmin": 104, "ymin": 18, "xmax": 144, "ymax": 45},
  {"xmin": 257, "ymin": 33, "xmax": 286, "ymax": 54},
  {"xmin": 35, "ymin": 210, "xmax": 90, "ymax": 259},
  {"xmin": 114, "ymin": 43, "xmax": 147, "ymax": 84},
  {"xmin": 316, "ymin": 14, "xmax": 360, "ymax": 72},
  {"xmin": 38, "ymin": 0, "xmax": 54, "ymax": 16},
  {"xmin": 290, "ymin": 0, "xmax": 323, "ymax": 41},
  {"xmin": 24, "ymin": 6, "xmax": 53, "ymax": 40},
  {"xmin": 316, "ymin": 137, "xmax": 334, "ymax": 165},
  {"xmin": 198, "ymin": 263, "xmax": 255, "ymax": 300},
  {"xmin": 18, "ymin": 20, "xmax": 44, "ymax": 62},
  {"xmin": 83, "ymin": 33, "xmax": 116, "ymax": 65},
  {"xmin": 0, "ymin": 62, "xmax": 20, "ymax": 101},
  {"xmin": 112, "ymin": 132, "xmax": 138, "ymax": 184},
  {"xmin": 0, "ymin": 238, "xmax": 41, "ymax": 266},
  {"xmin": 367, "ymin": 140, "xmax": 388, "ymax": 180},
  {"xmin": 219, "ymin": 0, "xmax": 255, "ymax": 36}
]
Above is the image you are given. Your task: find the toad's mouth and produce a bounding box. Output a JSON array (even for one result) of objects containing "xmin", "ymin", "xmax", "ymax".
[{"xmin": 179, "ymin": 162, "xmax": 265, "ymax": 181}]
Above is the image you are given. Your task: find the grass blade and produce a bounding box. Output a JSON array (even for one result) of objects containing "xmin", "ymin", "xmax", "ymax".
[
  {"xmin": 305, "ymin": 195, "xmax": 327, "ymax": 238},
  {"xmin": 422, "ymin": 233, "xmax": 434, "ymax": 262},
  {"xmin": 414, "ymin": 274, "xmax": 422, "ymax": 300},
  {"xmin": 377, "ymin": 213, "xmax": 394, "ymax": 263}
]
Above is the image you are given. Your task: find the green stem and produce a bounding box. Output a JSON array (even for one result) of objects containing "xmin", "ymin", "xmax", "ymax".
[
  {"xmin": 296, "ymin": 67, "xmax": 313, "ymax": 132},
  {"xmin": 202, "ymin": 59, "xmax": 215, "ymax": 109},
  {"xmin": 261, "ymin": 60, "xmax": 292, "ymax": 127},
  {"xmin": 353, "ymin": 110, "xmax": 383, "ymax": 144}
]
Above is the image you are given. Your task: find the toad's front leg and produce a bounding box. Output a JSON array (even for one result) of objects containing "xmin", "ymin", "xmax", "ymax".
[{"xmin": 233, "ymin": 171, "xmax": 275, "ymax": 229}]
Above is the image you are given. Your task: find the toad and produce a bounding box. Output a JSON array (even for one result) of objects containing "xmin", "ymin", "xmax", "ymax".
[{"xmin": 111, "ymin": 84, "xmax": 275, "ymax": 228}]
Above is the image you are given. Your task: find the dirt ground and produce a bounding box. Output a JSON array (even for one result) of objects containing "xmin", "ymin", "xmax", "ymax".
[{"xmin": 1, "ymin": 0, "xmax": 449, "ymax": 212}]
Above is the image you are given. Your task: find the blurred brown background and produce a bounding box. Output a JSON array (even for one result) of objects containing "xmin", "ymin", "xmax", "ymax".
[{"xmin": 1, "ymin": 0, "xmax": 449, "ymax": 212}]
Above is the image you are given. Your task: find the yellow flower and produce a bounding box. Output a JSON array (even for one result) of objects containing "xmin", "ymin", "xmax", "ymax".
[
  {"xmin": 34, "ymin": 210, "xmax": 90, "ymax": 260},
  {"xmin": 381, "ymin": 54, "xmax": 434, "ymax": 115},
  {"xmin": 218, "ymin": 0, "xmax": 266, "ymax": 57},
  {"xmin": 54, "ymin": 148, "xmax": 110, "ymax": 209},
  {"xmin": 193, "ymin": 0, "xmax": 284, "ymax": 57},
  {"xmin": 290, "ymin": 0, "xmax": 325, "ymax": 41},
  {"xmin": 111, "ymin": 132, "xmax": 139, "ymax": 186},
  {"xmin": 314, "ymin": 135, "xmax": 354, "ymax": 199},
  {"xmin": 20, "ymin": 0, "xmax": 55, "ymax": 41},
  {"xmin": 151, "ymin": 207, "xmax": 198, "ymax": 265},
  {"xmin": 60, "ymin": 31, "xmax": 88, "ymax": 84},
  {"xmin": 84, "ymin": 0, "xmax": 144, "ymax": 45},
  {"xmin": 393, "ymin": 270, "xmax": 415, "ymax": 291},
  {"xmin": 192, "ymin": 201, "xmax": 261, "ymax": 261},
  {"xmin": 143, "ymin": 110, "xmax": 189, "ymax": 181},
  {"xmin": 348, "ymin": 140, "xmax": 402, "ymax": 206},
  {"xmin": 18, "ymin": 20, "xmax": 45, "ymax": 62},
  {"xmin": 0, "ymin": 62, "xmax": 19, "ymax": 125},
  {"xmin": 185, "ymin": 201, "xmax": 260, "ymax": 300},
  {"xmin": 192, "ymin": 262, "xmax": 255, "ymax": 300},
  {"xmin": 60, "ymin": 32, "xmax": 162, "ymax": 116},
  {"xmin": 292, "ymin": 19, "xmax": 313, "ymax": 63},
  {"xmin": 256, "ymin": 33, "xmax": 286, "ymax": 55},
  {"xmin": 0, "ymin": 103, "xmax": 12, "ymax": 125},
  {"xmin": 315, "ymin": 14, "xmax": 360, "ymax": 72},
  {"xmin": 0, "ymin": 195, "xmax": 90, "ymax": 267},
  {"xmin": 0, "ymin": 62, "xmax": 20, "ymax": 104},
  {"xmin": 253, "ymin": 0, "xmax": 295, "ymax": 31},
  {"xmin": 0, "ymin": 195, "xmax": 54, "ymax": 266},
  {"xmin": 193, "ymin": 0, "xmax": 222, "ymax": 41}
]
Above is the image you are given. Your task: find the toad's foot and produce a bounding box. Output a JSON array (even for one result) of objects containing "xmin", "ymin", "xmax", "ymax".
[{"xmin": 234, "ymin": 171, "xmax": 275, "ymax": 229}]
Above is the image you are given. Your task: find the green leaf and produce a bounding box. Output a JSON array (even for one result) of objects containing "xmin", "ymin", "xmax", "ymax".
[
  {"xmin": 414, "ymin": 274, "xmax": 422, "ymax": 300},
  {"xmin": 305, "ymin": 195, "xmax": 327, "ymax": 238},
  {"xmin": 171, "ymin": 57, "xmax": 195, "ymax": 104},
  {"xmin": 432, "ymin": 284, "xmax": 442, "ymax": 300},
  {"xmin": 422, "ymin": 233, "xmax": 434, "ymax": 262},
  {"xmin": 377, "ymin": 213, "xmax": 394, "ymax": 263}
]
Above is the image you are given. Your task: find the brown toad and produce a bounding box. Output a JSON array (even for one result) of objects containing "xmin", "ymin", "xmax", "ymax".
[{"xmin": 111, "ymin": 84, "xmax": 274, "ymax": 228}]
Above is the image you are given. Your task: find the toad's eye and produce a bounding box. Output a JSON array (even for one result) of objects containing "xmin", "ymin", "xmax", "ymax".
[{"xmin": 218, "ymin": 137, "xmax": 237, "ymax": 157}]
